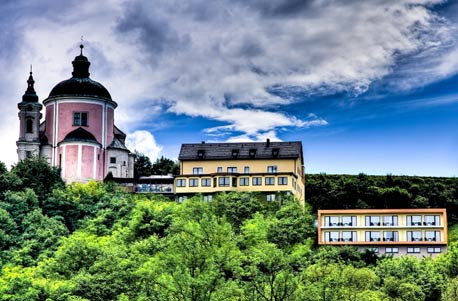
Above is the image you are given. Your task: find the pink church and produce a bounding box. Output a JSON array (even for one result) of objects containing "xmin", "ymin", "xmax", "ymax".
[{"xmin": 17, "ymin": 45, "xmax": 134, "ymax": 183}]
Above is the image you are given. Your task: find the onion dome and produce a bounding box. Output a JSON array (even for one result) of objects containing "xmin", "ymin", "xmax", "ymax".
[
  {"xmin": 48, "ymin": 44, "xmax": 112, "ymax": 100},
  {"xmin": 22, "ymin": 70, "xmax": 39, "ymax": 103}
]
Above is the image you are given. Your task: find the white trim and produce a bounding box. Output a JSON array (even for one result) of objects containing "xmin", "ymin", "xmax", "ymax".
[
  {"xmin": 53, "ymin": 101, "xmax": 59, "ymax": 166},
  {"xmin": 77, "ymin": 144, "xmax": 82, "ymax": 178},
  {"xmin": 43, "ymin": 96, "xmax": 117, "ymax": 109}
]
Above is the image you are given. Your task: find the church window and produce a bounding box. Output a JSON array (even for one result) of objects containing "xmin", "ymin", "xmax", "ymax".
[
  {"xmin": 73, "ymin": 112, "xmax": 88, "ymax": 126},
  {"xmin": 26, "ymin": 118, "xmax": 34, "ymax": 133},
  {"xmin": 110, "ymin": 157, "xmax": 116, "ymax": 164}
]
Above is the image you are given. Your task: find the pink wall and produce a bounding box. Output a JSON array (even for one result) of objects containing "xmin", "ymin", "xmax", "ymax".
[
  {"xmin": 63, "ymin": 145, "xmax": 78, "ymax": 179},
  {"xmin": 45, "ymin": 104, "xmax": 54, "ymax": 159},
  {"xmin": 82, "ymin": 145, "xmax": 95, "ymax": 179},
  {"xmin": 57, "ymin": 103, "xmax": 103, "ymax": 144},
  {"xmin": 107, "ymin": 108, "xmax": 114, "ymax": 146}
]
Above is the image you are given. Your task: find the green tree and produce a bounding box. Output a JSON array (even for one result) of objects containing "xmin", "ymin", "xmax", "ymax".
[
  {"xmin": 11, "ymin": 156, "xmax": 64, "ymax": 201},
  {"xmin": 134, "ymin": 152, "xmax": 153, "ymax": 179},
  {"xmin": 151, "ymin": 156, "xmax": 179, "ymax": 175}
]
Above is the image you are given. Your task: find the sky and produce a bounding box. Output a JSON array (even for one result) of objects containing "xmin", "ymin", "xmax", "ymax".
[{"xmin": 1, "ymin": 0, "xmax": 458, "ymax": 176}]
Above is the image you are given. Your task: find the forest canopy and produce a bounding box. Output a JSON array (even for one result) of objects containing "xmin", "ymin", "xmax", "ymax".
[{"xmin": 1, "ymin": 158, "xmax": 458, "ymax": 300}]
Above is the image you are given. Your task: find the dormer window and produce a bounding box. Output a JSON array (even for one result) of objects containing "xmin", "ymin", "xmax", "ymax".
[
  {"xmin": 272, "ymin": 148, "xmax": 279, "ymax": 157},
  {"xmin": 249, "ymin": 149, "xmax": 257, "ymax": 158},
  {"xmin": 197, "ymin": 150, "xmax": 205, "ymax": 159},
  {"xmin": 73, "ymin": 112, "xmax": 88, "ymax": 126},
  {"xmin": 232, "ymin": 149, "xmax": 239, "ymax": 158}
]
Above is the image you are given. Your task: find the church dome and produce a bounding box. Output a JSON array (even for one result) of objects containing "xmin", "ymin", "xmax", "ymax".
[{"xmin": 48, "ymin": 45, "xmax": 112, "ymax": 100}]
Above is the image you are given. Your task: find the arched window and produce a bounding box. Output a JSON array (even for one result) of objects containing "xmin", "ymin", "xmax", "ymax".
[{"xmin": 26, "ymin": 119, "xmax": 34, "ymax": 133}]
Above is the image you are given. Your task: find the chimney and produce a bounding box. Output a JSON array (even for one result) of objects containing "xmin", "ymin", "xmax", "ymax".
[{"xmin": 266, "ymin": 138, "xmax": 270, "ymax": 147}]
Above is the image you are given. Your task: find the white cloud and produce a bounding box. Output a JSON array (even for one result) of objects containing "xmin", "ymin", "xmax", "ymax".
[
  {"xmin": 125, "ymin": 130, "xmax": 162, "ymax": 161},
  {"xmin": 0, "ymin": 0, "xmax": 457, "ymax": 165}
]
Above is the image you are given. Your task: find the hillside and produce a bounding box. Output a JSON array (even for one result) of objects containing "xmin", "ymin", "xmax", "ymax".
[{"xmin": 1, "ymin": 159, "xmax": 458, "ymax": 300}]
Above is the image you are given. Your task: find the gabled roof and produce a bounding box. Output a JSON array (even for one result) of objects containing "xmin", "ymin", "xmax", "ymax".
[
  {"xmin": 113, "ymin": 125, "xmax": 127, "ymax": 144},
  {"xmin": 108, "ymin": 135, "xmax": 130, "ymax": 151},
  {"xmin": 178, "ymin": 140, "xmax": 303, "ymax": 162}
]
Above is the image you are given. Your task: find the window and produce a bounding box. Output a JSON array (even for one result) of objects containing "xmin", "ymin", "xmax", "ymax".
[
  {"xmin": 203, "ymin": 195, "xmax": 213, "ymax": 202},
  {"xmin": 176, "ymin": 179, "xmax": 186, "ymax": 187},
  {"xmin": 26, "ymin": 151, "xmax": 32, "ymax": 158},
  {"xmin": 407, "ymin": 231, "xmax": 423, "ymax": 241},
  {"xmin": 341, "ymin": 231, "xmax": 356, "ymax": 242},
  {"xmin": 73, "ymin": 112, "xmax": 88, "ymax": 126},
  {"xmin": 278, "ymin": 177, "xmax": 288, "ymax": 185},
  {"xmin": 252, "ymin": 177, "xmax": 262, "ymax": 186},
  {"xmin": 383, "ymin": 215, "xmax": 398, "ymax": 226},
  {"xmin": 292, "ymin": 178, "xmax": 296, "ymax": 190},
  {"xmin": 240, "ymin": 177, "xmax": 249, "ymax": 186},
  {"xmin": 385, "ymin": 247, "xmax": 399, "ymax": 253},
  {"xmin": 217, "ymin": 167, "xmax": 222, "ymax": 173},
  {"xmin": 425, "ymin": 231, "xmax": 440, "ymax": 242},
  {"xmin": 427, "ymin": 247, "xmax": 441, "ymax": 253},
  {"xmin": 219, "ymin": 177, "xmax": 230, "ymax": 187},
  {"xmin": 407, "ymin": 247, "xmax": 421, "ymax": 253},
  {"xmin": 265, "ymin": 177, "xmax": 275, "ymax": 185},
  {"xmin": 267, "ymin": 165, "xmax": 278, "ymax": 173},
  {"xmin": 407, "ymin": 215, "xmax": 422, "ymax": 226},
  {"xmin": 272, "ymin": 148, "xmax": 279, "ymax": 157},
  {"xmin": 325, "ymin": 216, "xmax": 340, "ymax": 227},
  {"xmin": 366, "ymin": 216, "xmax": 380, "ymax": 226},
  {"xmin": 231, "ymin": 149, "xmax": 239, "ymax": 158},
  {"xmin": 244, "ymin": 166, "xmax": 250, "ymax": 173},
  {"xmin": 193, "ymin": 167, "xmax": 203, "ymax": 175},
  {"xmin": 325, "ymin": 231, "xmax": 340, "ymax": 242},
  {"xmin": 189, "ymin": 178, "xmax": 199, "ymax": 187},
  {"xmin": 383, "ymin": 231, "xmax": 398, "ymax": 242},
  {"xmin": 110, "ymin": 157, "xmax": 116, "ymax": 164},
  {"xmin": 227, "ymin": 167, "xmax": 237, "ymax": 173},
  {"xmin": 177, "ymin": 196, "xmax": 187, "ymax": 203},
  {"xmin": 201, "ymin": 178, "xmax": 211, "ymax": 187},
  {"xmin": 249, "ymin": 149, "xmax": 257, "ymax": 157},
  {"xmin": 197, "ymin": 150, "xmax": 205, "ymax": 159},
  {"xmin": 424, "ymin": 215, "xmax": 440, "ymax": 226},
  {"xmin": 367, "ymin": 248, "xmax": 379, "ymax": 253},
  {"xmin": 26, "ymin": 118, "xmax": 34, "ymax": 133},
  {"xmin": 266, "ymin": 194, "xmax": 276, "ymax": 201},
  {"xmin": 342, "ymin": 216, "xmax": 357, "ymax": 226},
  {"xmin": 365, "ymin": 231, "xmax": 381, "ymax": 242}
]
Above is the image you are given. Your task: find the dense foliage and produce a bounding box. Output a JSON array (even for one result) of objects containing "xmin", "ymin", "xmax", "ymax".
[
  {"xmin": 2, "ymin": 161, "xmax": 458, "ymax": 300},
  {"xmin": 134, "ymin": 153, "xmax": 179, "ymax": 179},
  {"xmin": 305, "ymin": 174, "xmax": 458, "ymax": 222}
]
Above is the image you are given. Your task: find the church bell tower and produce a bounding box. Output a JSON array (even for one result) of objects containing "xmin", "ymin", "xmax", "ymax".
[{"xmin": 17, "ymin": 69, "xmax": 42, "ymax": 160}]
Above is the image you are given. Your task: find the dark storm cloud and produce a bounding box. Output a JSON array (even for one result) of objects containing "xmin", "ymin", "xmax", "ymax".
[
  {"xmin": 239, "ymin": 0, "xmax": 315, "ymax": 17},
  {"xmin": 116, "ymin": 2, "xmax": 190, "ymax": 59}
]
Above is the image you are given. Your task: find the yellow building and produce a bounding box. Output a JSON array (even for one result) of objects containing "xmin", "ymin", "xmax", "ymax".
[
  {"xmin": 318, "ymin": 208, "xmax": 447, "ymax": 257},
  {"xmin": 175, "ymin": 140, "xmax": 305, "ymax": 204}
]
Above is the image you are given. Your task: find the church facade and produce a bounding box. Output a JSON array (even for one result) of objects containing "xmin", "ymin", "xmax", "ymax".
[{"xmin": 17, "ymin": 45, "xmax": 134, "ymax": 183}]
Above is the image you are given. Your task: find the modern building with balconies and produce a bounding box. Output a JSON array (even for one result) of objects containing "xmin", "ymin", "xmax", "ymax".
[
  {"xmin": 174, "ymin": 140, "xmax": 305, "ymax": 204},
  {"xmin": 318, "ymin": 208, "xmax": 447, "ymax": 257}
]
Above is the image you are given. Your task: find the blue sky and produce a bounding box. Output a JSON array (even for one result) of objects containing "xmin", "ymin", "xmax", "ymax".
[{"xmin": 0, "ymin": 0, "xmax": 457, "ymax": 176}]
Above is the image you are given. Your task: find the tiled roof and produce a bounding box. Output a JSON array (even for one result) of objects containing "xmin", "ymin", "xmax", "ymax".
[
  {"xmin": 108, "ymin": 135, "xmax": 129, "ymax": 151},
  {"xmin": 178, "ymin": 141, "xmax": 303, "ymax": 161}
]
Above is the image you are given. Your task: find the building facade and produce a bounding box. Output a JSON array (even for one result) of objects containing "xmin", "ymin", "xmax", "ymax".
[
  {"xmin": 174, "ymin": 140, "xmax": 305, "ymax": 203},
  {"xmin": 17, "ymin": 45, "xmax": 134, "ymax": 183},
  {"xmin": 318, "ymin": 208, "xmax": 447, "ymax": 257}
]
